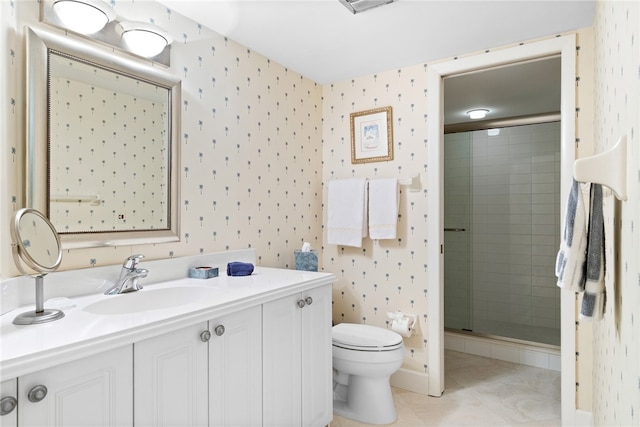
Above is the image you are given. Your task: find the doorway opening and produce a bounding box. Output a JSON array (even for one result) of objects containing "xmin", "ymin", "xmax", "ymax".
[
  {"xmin": 426, "ymin": 35, "xmax": 577, "ymax": 425},
  {"xmin": 442, "ymin": 56, "xmax": 562, "ymax": 347}
]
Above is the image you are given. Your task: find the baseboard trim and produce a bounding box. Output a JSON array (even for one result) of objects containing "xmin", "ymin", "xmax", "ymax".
[
  {"xmin": 575, "ymin": 409, "xmax": 593, "ymax": 426},
  {"xmin": 390, "ymin": 368, "xmax": 429, "ymax": 396},
  {"xmin": 445, "ymin": 330, "xmax": 561, "ymax": 371}
]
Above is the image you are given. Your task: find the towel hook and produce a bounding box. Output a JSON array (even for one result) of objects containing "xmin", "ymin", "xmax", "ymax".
[{"xmin": 573, "ymin": 135, "xmax": 627, "ymax": 201}]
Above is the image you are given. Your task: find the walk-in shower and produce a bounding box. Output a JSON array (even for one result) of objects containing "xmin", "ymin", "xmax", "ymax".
[{"xmin": 443, "ymin": 122, "xmax": 561, "ymax": 346}]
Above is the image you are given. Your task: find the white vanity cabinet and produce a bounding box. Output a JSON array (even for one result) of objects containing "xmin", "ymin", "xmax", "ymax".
[
  {"xmin": 1, "ymin": 262, "xmax": 335, "ymax": 427},
  {"xmin": 0, "ymin": 379, "xmax": 17, "ymax": 427},
  {"xmin": 133, "ymin": 308, "xmax": 263, "ymax": 427},
  {"xmin": 262, "ymin": 284, "xmax": 332, "ymax": 427},
  {"xmin": 134, "ymin": 322, "xmax": 209, "ymax": 427},
  {"xmin": 209, "ymin": 305, "xmax": 263, "ymax": 427},
  {"xmin": 17, "ymin": 345, "xmax": 133, "ymax": 427}
]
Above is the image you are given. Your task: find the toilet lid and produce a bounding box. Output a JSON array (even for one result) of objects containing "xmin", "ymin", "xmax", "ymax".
[{"xmin": 332, "ymin": 323, "xmax": 403, "ymax": 351}]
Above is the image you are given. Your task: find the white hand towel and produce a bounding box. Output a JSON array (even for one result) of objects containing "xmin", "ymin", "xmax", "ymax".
[
  {"xmin": 579, "ymin": 184, "xmax": 606, "ymax": 321},
  {"xmin": 556, "ymin": 179, "xmax": 588, "ymax": 291},
  {"xmin": 327, "ymin": 178, "xmax": 367, "ymax": 247},
  {"xmin": 368, "ymin": 178, "xmax": 399, "ymax": 240}
]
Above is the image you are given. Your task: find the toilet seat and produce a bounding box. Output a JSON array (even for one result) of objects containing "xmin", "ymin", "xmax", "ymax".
[{"xmin": 332, "ymin": 323, "xmax": 403, "ymax": 352}]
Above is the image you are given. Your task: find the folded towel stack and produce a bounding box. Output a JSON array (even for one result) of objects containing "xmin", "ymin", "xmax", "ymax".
[{"xmin": 227, "ymin": 262, "xmax": 254, "ymax": 276}]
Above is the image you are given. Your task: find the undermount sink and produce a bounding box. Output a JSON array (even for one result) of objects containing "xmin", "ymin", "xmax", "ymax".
[{"xmin": 83, "ymin": 286, "xmax": 216, "ymax": 315}]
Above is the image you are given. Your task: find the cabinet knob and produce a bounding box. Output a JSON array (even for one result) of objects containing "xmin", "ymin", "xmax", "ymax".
[
  {"xmin": 200, "ymin": 330, "xmax": 212, "ymax": 342},
  {"xmin": 214, "ymin": 325, "xmax": 225, "ymax": 336},
  {"xmin": 297, "ymin": 299, "xmax": 306, "ymax": 308},
  {"xmin": 27, "ymin": 385, "xmax": 47, "ymax": 403},
  {"xmin": 305, "ymin": 296, "xmax": 313, "ymax": 306},
  {"xmin": 0, "ymin": 396, "xmax": 17, "ymax": 415}
]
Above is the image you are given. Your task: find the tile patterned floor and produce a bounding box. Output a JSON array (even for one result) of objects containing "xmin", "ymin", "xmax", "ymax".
[{"xmin": 332, "ymin": 350, "xmax": 561, "ymax": 426}]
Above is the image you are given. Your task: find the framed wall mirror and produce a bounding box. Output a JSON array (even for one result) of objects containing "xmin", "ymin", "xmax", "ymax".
[{"xmin": 26, "ymin": 25, "xmax": 181, "ymax": 249}]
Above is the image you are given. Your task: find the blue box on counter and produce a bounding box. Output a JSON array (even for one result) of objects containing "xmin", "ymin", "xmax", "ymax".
[
  {"xmin": 294, "ymin": 250, "xmax": 318, "ymax": 272},
  {"xmin": 188, "ymin": 266, "xmax": 219, "ymax": 279}
]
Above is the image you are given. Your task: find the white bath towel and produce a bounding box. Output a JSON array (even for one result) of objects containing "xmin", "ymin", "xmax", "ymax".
[
  {"xmin": 327, "ymin": 178, "xmax": 367, "ymax": 247},
  {"xmin": 555, "ymin": 179, "xmax": 588, "ymax": 291},
  {"xmin": 579, "ymin": 184, "xmax": 606, "ymax": 321},
  {"xmin": 368, "ymin": 178, "xmax": 399, "ymax": 240}
]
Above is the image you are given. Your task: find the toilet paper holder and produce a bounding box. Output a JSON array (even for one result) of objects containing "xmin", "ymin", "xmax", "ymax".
[{"xmin": 386, "ymin": 311, "xmax": 417, "ymax": 337}]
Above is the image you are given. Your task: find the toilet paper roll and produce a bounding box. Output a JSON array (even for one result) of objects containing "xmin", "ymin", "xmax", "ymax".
[{"xmin": 391, "ymin": 318, "xmax": 413, "ymax": 338}]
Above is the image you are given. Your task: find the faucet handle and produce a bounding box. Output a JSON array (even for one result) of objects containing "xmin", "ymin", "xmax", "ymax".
[{"xmin": 123, "ymin": 254, "xmax": 144, "ymax": 269}]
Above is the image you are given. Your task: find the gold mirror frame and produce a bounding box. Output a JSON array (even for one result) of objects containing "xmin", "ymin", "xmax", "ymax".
[{"xmin": 26, "ymin": 25, "xmax": 181, "ymax": 249}]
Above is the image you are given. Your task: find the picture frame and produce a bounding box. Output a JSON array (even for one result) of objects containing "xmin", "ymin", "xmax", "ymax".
[{"xmin": 350, "ymin": 106, "xmax": 393, "ymax": 164}]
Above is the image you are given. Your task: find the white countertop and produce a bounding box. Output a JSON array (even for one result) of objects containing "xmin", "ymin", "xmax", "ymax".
[{"xmin": 0, "ymin": 267, "xmax": 334, "ymax": 379}]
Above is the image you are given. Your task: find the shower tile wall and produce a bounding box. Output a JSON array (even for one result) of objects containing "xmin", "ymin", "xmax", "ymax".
[{"xmin": 446, "ymin": 122, "xmax": 561, "ymax": 346}]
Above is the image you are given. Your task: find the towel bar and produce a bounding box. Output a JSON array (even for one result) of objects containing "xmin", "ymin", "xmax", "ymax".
[
  {"xmin": 50, "ymin": 194, "xmax": 102, "ymax": 206},
  {"xmin": 397, "ymin": 174, "xmax": 421, "ymax": 192}
]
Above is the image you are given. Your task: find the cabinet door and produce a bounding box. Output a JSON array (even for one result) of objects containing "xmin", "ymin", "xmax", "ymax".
[
  {"xmin": 301, "ymin": 285, "xmax": 333, "ymax": 427},
  {"xmin": 209, "ymin": 305, "xmax": 262, "ymax": 427},
  {"xmin": 262, "ymin": 293, "xmax": 302, "ymax": 427},
  {"xmin": 1, "ymin": 379, "xmax": 17, "ymax": 427},
  {"xmin": 134, "ymin": 322, "xmax": 208, "ymax": 427},
  {"xmin": 18, "ymin": 345, "xmax": 133, "ymax": 427}
]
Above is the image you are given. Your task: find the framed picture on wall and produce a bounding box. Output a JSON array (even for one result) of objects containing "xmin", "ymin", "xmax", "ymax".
[{"xmin": 350, "ymin": 106, "xmax": 394, "ymax": 164}]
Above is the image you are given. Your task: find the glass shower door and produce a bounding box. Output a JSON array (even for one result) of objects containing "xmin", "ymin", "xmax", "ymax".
[{"xmin": 443, "ymin": 132, "xmax": 472, "ymax": 331}]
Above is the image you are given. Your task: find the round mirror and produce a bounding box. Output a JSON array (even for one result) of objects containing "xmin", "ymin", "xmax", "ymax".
[
  {"xmin": 10, "ymin": 208, "xmax": 64, "ymax": 325},
  {"xmin": 11, "ymin": 208, "xmax": 62, "ymax": 274}
]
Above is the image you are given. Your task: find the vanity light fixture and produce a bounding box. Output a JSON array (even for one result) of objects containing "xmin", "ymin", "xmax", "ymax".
[
  {"xmin": 52, "ymin": 0, "xmax": 116, "ymax": 34},
  {"xmin": 467, "ymin": 109, "xmax": 489, "ymax": 120},
  {"xmin": 339, "ymin": 0, "xmax": 398, "ymax": 14},
  {"xmin": 116, "ymin": 21, "xmax": 173, "ymax": 58}
]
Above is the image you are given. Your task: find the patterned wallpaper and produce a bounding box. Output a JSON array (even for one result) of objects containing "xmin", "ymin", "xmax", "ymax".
[
  {"xmin": 591, "ymin": 1, "xmax": 640, "ymax": 425},
  {"xmin": 2, "ymin": 0, "xmax": 638, "ymax": 416},
  {"xmin": 3, "ymin": 0, "xmax": 324, "ymax": 273},
  {"xmin": 322, "ymin": 69, "xmax": 430, "ymax": 375}
]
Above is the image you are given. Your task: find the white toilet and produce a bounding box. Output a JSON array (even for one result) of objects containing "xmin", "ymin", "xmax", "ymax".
[{"xmin": 332, "ymin": 323, "xmax": 405, "ymax": 425}]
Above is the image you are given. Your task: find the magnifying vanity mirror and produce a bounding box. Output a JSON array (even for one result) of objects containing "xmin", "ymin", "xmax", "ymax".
[
  {"xmin": 26, "ymin": 25, "xmax": 181, "ymax": 249},
  {"xmin": 10, "ymin": 208, "xmax": 64, "ymax": 325}
]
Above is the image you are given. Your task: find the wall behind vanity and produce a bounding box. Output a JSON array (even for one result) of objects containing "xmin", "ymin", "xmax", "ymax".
[{"xmin": 0, "ymin": 0, "xmax": 324, "ymax": 277}]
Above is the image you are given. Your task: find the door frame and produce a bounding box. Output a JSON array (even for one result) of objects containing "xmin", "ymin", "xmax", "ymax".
[{"xmin": 426, "ymin": 35, "xmax": 577, "ymax": 424}]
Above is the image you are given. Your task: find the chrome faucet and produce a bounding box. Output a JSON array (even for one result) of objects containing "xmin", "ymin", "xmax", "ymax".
[{"xmin": 104, "ymin": 254, "xmax": 148, "ymax": 295}]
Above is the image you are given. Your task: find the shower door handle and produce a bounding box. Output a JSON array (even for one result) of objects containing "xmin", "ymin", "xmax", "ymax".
[{"xmin": 444, "ymin": 228, "xmax": 466, "ymax": 232}]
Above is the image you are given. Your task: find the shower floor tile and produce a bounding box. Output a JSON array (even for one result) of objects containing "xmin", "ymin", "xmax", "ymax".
[{"xmin": 331, "ymin": 350, "xmax": 561, "ymax": 427}]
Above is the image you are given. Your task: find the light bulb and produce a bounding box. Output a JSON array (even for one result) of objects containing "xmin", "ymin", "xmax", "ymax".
[
  {"xmin": 118, "ymin": 22, "xmax": 172, "ymax": 58},
  {"xmin": 53, "ymin": 0, "xmax": 114, "ymax": 34},
  {"xmin": 467, "ymin": 109, "xmax": 489, "ymax": 120}
]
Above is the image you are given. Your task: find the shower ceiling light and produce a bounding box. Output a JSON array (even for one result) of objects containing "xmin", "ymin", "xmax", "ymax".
[
  {"xmin": 52, "ymin": 0, "xmax": 116, "ymax": 34},
  {"xmin": 339, "ymin": 0, "xmax": 398, "ymax": 14},
  {"xmin": 116, "ymin": 21, "xmax": 173, "ymax": 58},
  {"xmin": 467, "ymin": 109, "xmax": 489, "ymax": 120}
]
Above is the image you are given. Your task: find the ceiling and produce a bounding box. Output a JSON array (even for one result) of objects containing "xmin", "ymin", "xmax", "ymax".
[
  {"xmin": 158, "ymin": 0, "xmax": 594, "ymax": 125},
  {"xmin": 444, "ymin": 56, "xmax": 562, "ymax": 126}
]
